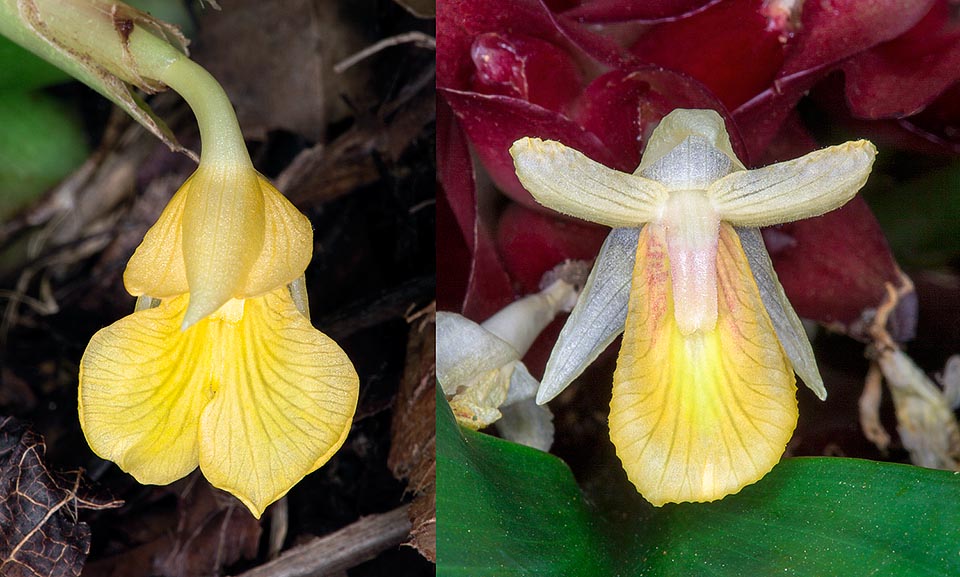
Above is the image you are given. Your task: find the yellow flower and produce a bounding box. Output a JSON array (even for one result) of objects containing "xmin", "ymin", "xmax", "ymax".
[
  {"xmin": 509, "ymin": 109, "xmax": 876, "ymax": 505},
  {"xmin": 79, "ymin": 162, "xmax": 359, "ymax": 518},
  {"xmin": 0, "ymin": 0, "xmax": 359, "ymax": 518}
]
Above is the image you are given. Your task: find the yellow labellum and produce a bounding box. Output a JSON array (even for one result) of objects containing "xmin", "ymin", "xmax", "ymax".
[
  {"xmin": 79, "ymin": 286, "xmax": 358, "ymax": 518},
  {"xmin": 610, "ymin": 223, "xmax": 797, "ymax": 505}
]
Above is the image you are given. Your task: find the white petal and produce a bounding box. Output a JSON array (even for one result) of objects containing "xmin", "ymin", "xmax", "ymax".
[
  {"xmin": 495, "ymin": 398, "xmax": 555, "ymax": 452},
  {"xmin": 510, "ymin": 138, "xmax": 667, "ymax": 227},
  {"xmin": 504, "ymin": 362, "xmax": 540, "ymax": 406},
  {"xmin": 537, "ymin": 227, "xmax": 640, "ymax": 404},
  {"xmin": 436, "ymin": 312, "xmax": 518, "ymax": 395},
  {"xmin": 738, "ymin": 227, "xmax": 826, "ymax": 399},
  {"xmin": 709, "ymin": 140, "xmax": 876, "ymax": 227}
]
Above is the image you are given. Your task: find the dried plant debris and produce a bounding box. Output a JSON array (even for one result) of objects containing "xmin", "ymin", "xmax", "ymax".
[
  {"xmin": 83, "ymin": 475, "xmax": 260, "ymax": 577},
  {"xmin": 860, "ymin": 277, "xmax": 960, "ymax": 470},
  {"xmin": 0, "ymin": 416, "xmax": 121, "ymax": 577},
  {"xmin": 388, "ymin": 304, "xmax": 436, "ymax": 562}
]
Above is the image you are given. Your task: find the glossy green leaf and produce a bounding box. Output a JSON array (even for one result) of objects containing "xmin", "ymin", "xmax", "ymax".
[
  {"xmin": 438, "ymin": 384, "xmax": 960, "ymax": 576},
  {"xmin": 617, "ymin": 458, "xmax": 960, "ymax": 576},
  {"xmin": 436, "ymin": 385, "xmax": 610, "ymax": 577}
]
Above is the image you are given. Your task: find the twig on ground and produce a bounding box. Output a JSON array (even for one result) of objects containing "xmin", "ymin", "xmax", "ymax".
[
  {"xmin": 334, "ymin": 32, "xmax": 435, "ymax": 74},
  {"xmin": 232, "ymin": 506, "xmax": 412, "ymax": 577}
]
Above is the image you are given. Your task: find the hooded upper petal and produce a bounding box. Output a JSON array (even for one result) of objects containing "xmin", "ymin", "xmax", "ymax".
[
  {"xmin": 609, "ymin": 223, "xmax": 797, "ymax": 505},
  {"xmin": 179, "ymin": 162, "xmax": 264, "ymax": 326},
  {"xmin": 124, "ymin": 165, "xmax": 313, "ymax": 327},
  {"xmin": 636, "ymin": 109, "xmax": 745, "ymax": 174}
]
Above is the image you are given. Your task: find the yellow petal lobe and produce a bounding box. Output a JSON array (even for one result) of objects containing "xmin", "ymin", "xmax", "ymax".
[
  {"xmin": 198, "ymin": 287, "xmax": 359, "ymax": 518},
  {"xmin": 181, "ymin": 162, "xmax": 266, "ymax": 327},
  {"xmin": 240, "ymin": 174, "xmax": 314, "ymax": 298},
  {"xmin": 123, "ymin": 179, "xmax": 191, "ymax": 298},
  {"xmin": 609, "ymin": 223, "xmax": 797, "ymax": 505},
  {"xmin": 79, "ymin": 294, "xmax": 209, "ymax": 485}
]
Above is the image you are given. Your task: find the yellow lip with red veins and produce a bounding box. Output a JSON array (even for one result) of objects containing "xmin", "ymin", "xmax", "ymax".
[{"xmin": 509, "ymin": 108, "xmax": 876, "ymax": 505}]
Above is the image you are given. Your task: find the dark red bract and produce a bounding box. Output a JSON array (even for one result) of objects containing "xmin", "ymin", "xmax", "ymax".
[{"xmin": 437, "ymin": 0, "xmax": 952, "ymax": 341}]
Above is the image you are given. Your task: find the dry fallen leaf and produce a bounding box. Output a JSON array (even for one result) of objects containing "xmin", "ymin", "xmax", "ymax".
[
  {"xmin": 0, "ymin": 416, "xmax": 121, "ymax": 577},
  {"xmin": 82, "ymin": 475, "xmax": 261, "ymax": 577}
]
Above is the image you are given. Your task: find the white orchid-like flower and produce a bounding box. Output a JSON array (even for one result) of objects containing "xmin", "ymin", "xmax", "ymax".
[
  {"xmin": 509, "ymin": 109, "xmax": 876, "ymax": 505},
  {"xmin": 438, "ymin": 277, "xmax": 580, "ymax": 450}
]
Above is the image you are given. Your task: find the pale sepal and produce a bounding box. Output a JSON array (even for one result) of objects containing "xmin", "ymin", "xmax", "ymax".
[
  {"xmin": 538, "ymin": 227, "xmax": 640, "ymax": 404},
  {"xmin": 198, "ymin": 287, "xmax": 358, "ymax": 518},
  {"xmin": 181, "ymin": 163, "xmax": 266, "ymax": 328},
  {"xmin": 610, "ymin": 224, "xmax": 797, "ymax": 505},
  {"xmin": 738, "ymin": 227, "xmax": 826, "ymax": 399},
  {"xmin": 510, "ymin": 138, "xmax": 667, "ymax": 227},
  {"xmin": 79, "ymin": 293, "xmax": 209, "ymax": 485},
  {"xmin": 708, "ymin": 140, "xmax": 877, "ymax": 227},
  {"xmin": 636, "ymin": 109, "xmax": 745, "ymax": 174}
]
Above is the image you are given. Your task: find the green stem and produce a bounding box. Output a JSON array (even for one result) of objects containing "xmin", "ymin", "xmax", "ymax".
[
  {"xmin": 128, "ymin": 27, "xmax": 252, "ymax": 168},
  {"xmin": 0, "ymin": 0, "xmax": 250, "ymax": 168}
]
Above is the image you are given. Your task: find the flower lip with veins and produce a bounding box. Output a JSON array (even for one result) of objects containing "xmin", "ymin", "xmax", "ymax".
[
  {"xmin": 79, "ymin": 162, "xmax": 359, "ymax": 519},
  {"xmin": 509, "ymin": 108, "xmax": 876, "ymax": 505}
]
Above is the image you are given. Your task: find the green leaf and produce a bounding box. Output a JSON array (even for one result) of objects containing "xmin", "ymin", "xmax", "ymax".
[
  {"xmin": 436, "ymin": 385, "xmax": 610, "ymax": 577},
  {"xmin": 438, "ymin": 384, "xmax": 960, "ymax": 576},
  {"xmin": 0, "ymin": 36, "xmax": 70, "ymax": 91},
  {"xmin": 0, "ymin": 90, "xmax": 89, "ymax": 219},
  {"xmin": 621, "ymin": 458, "xmax": 960, "ymax": 576}
]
